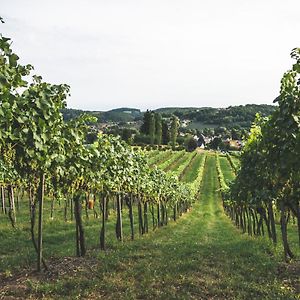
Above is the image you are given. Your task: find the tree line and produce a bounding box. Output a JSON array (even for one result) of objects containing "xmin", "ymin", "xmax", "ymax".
[{"xmin": 137, "ymin": 110, "xmax": 179, "ymax": 149}]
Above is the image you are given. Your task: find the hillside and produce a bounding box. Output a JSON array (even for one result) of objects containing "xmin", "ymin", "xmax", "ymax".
[
  {"xmin": 62, "ymin": 107, "xmax": 142, "ymax": 123},
  {"xmin": 156, "ymin": 104, "xmax": 276, "ymax": 129},
  {"xmin": 62, "ymin": 104, "xmax": 276, "ymax": 129}
]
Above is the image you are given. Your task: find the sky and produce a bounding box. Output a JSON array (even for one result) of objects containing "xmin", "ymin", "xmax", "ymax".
[{"xmin": 1, "ymin": 0, "xmax": 299, "ymax": 111}]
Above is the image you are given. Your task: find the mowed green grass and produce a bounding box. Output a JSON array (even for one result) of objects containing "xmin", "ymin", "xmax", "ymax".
[
  {"xmin": 148, "ymin": 150, "xmax": 171, "ymax": 166},
  {"xmin": 181, "ymin": 153, "xmax": 205, "ymax": 183},
  {"xmin": 0, "ymin": 200, "xmax": 147, "ymax": 272},
  {"xmin": 158, "ymin": 151, "xmax": 185, "ymax": 171},
  {"xmin": 230, "ymin": 155, "xmax": 240, "ymax": 169},
  {"xmin": 1, "ymin": 154, "xmax": 298, "ymax": 299},
  {"xmin": 218, "ymin": 155, "xmax": 235, "ymax": 185},
  {"xmin": 219, "ymin": 153, "xmax": 300, "ymax": 259},
  {"xmin": 165, "ymin": 151, "xmax": 192, "ymax": 173}
]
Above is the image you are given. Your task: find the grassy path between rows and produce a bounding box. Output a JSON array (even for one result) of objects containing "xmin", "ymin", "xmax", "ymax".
[{"xmin": 1, "ymin": 155, "xmax": 298, "ymax": 299}]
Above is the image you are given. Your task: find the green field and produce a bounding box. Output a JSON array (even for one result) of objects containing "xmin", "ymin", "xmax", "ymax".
[
  {"xmin": 0, "ymin": 151, "xmax": 299, "ymax": 299},
  {"xmin": 187, "ymin": 121, "xmax": 219, "ymax": 130}
]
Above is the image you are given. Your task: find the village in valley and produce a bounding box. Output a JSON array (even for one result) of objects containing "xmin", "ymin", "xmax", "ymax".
[{"xmin": 63, "ymin": 105, "xmax": 271, "ymax": 152}]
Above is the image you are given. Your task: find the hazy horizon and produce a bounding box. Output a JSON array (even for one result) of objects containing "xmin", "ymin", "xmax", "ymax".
[
  {"xmin": 1, "ymin": 1, "xmax": 299, "ymax": 111},
  {"xmin": 66, "ymin": 102, "xmax": 276, "ymax": 113}
]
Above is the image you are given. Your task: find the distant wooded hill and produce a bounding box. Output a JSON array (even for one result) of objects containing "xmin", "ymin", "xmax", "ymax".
[
  {"xmin": 157, "ymin": 104, "xmax": 276, "ymax": 129},
  {"xmin": 61, "ymin": 107, "xmax": 142, "ymax": 123},
  {"xmin": 62, "ymin": 104, "xmax": 276, "ymax": 129}
]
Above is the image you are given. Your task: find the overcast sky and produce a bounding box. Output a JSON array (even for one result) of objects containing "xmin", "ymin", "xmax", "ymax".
[{"xmin": 1, "ymin": 0, "xmax": 299, "ymax": 111}]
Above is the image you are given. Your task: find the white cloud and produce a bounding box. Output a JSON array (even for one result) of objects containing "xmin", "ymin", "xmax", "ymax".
[{"xmin": 1, "ymin": 0, "xmax": 299, "ymax": 110}]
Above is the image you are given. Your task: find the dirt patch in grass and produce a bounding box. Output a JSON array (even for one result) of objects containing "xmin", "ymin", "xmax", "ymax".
[
  {"xmin": 277, "ymin": 260, "xmax": 300, "ymax": 295},
  {"xmin": 0, "ymin": 255, "xmax": 100, "ymax": 299}
]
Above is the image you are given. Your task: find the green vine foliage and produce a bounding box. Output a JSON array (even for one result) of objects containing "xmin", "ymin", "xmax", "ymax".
[
  {"xmin": 0, "ymin": 28, "xmax": 200, "ymax": 268},
  {"xmin": 227, "ymin": 48, "xmax": 300, "ymax": 260}
]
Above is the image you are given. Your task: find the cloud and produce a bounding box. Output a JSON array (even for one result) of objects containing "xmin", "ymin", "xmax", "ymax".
[{"xmin": 1, "ymin": 0, "xmax": 299, "ymax": 110}]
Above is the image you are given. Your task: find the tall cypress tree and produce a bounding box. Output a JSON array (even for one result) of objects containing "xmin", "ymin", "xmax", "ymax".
[
  {"xmin": 155, "ymin": 113, "xmax": 162, "ymax": 145},
  {"xmin": 140, "ymin": 110, "xmax": 151, "ymax": 135},
  {"xmin": 149, "ymin": 112, "xmax": 156, "ymax": 145},
  {"xmin": 170, "ymin": 115, "xmax": 179, "ymax": 150},
  {"xmin": 162, "ymin": 120, "xmax": 170, "ymax": 145}
]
